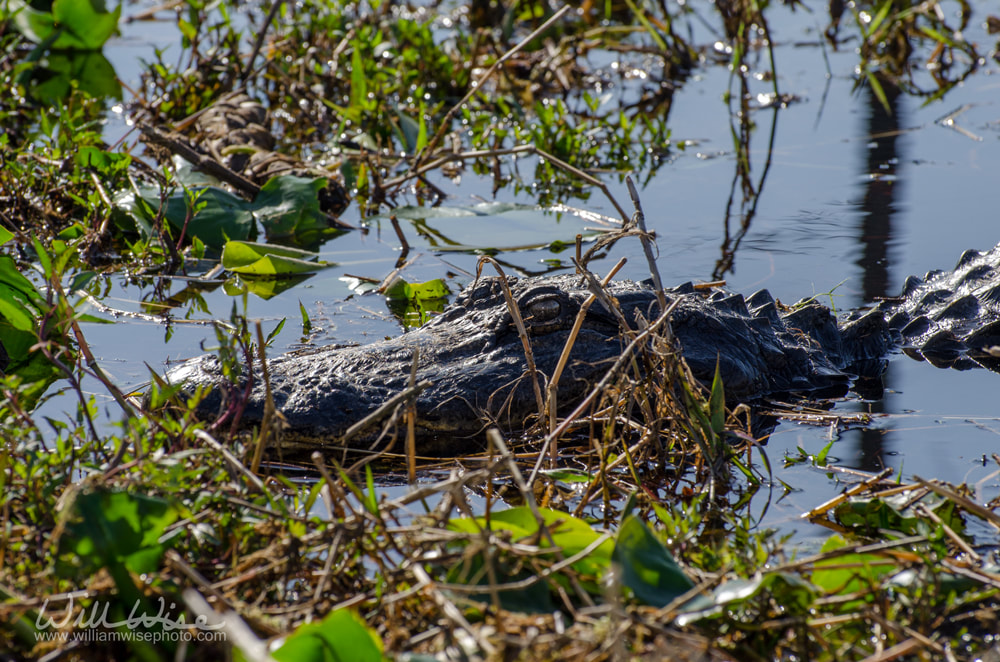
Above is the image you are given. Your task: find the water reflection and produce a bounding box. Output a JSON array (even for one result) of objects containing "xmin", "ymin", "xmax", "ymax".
[
  {"xmin": 850, "ymin": 73, "xmax": 905, "ymax": 472},
  {"xmin": 855, "ymin": 74, "xmax": 903, "ymax": 303},
  {"xmin": 712, "ymin": 80, "xmax": 780, "ymax": 280}
]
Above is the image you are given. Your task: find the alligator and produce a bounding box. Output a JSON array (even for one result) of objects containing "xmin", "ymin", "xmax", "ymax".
[{"xmin": 165, "ymin": 244, "xmax": 1000, "ymax": 453}]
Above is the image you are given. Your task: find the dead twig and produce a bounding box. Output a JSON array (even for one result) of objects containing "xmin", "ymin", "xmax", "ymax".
[{"xmin": 475, "ymin": 257, "xmax": 546, "ymax": 426}]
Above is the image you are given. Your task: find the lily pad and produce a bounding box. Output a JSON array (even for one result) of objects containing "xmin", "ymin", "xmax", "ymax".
[
  {"xmin": 221, "ymin": 240, "xmax": 334, "ymax": 276},
  {"xmin": 223, "ymin": 274, "xmax": 312, "ymax": 300},
  {"xmin": 55, "ymin": 489, "xmax": 179, "ymax": 578},
  {"xmin": 369, "ymin": 202, "xmax": 603, "ymax": 253},
  {"xmin": 254, "ymin": 175, "xmax": 335, "ymax": 240},
  {"xmin": 118, "ymin": 175, "xmax": 341, "ymax": 250},
  {"xmin": 384, "ymin": 278, "xmax": 450, "ymax": 327}
]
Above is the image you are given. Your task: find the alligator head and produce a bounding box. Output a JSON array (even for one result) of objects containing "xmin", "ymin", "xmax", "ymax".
[{"xmin": 166, "ymin": 272, "xmax": 901, "ymax": 453}]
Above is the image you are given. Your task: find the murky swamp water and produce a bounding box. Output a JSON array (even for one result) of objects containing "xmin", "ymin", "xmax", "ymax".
[{"xmin": 58, "ymin": 2, "xmax": 1000, "ymax": 547}]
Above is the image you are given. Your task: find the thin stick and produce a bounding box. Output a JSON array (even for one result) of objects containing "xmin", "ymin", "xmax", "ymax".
[
  {"xmin": 406, "ymin": 348, "xmax": 419, "ymax": 484},
  {"xmin": 527, "ymin": 300, "xmax": 680, "ymax": 487},
  {"xmin": 242, "ymin": 0, "xmax": 285, "ymax": 84},
  {"xmin": 626, "ymin": 175, "xmax": 667, "ymax": 310},
  {"xmin": 389, "ymin": 214, "xmax": 411, "ymax": 259},
  {"xmin": 139, "ymin": 124, "xmax": 261, "ymax": 198},
  {"xmin": 486, "ymin": 429, "xmax": 595, "ymax": 608},
  {"xmin": 194, "ymin": 430, "xmax": 267, "ymax": 493},
  {"xmin": 249, "ymin": 321, "xmax": 278, "ymax": 475},
  {"xmin": 311, "ymin": 452, "xmax": 360, "ymax": 520},
  {"xmin": 476, "ymin": 256, "xmax": 546, "ymax": 424},
  {"xmin": 546, "ymin": 257, "xmax": 627, "ymax": 440},
  {"xmin": 415, "ymin": 6, "xmax": 571, "ymax": 170},
  {"xmin": 339, "ymin": 380, "xmax": 432, "ymax": 445}
]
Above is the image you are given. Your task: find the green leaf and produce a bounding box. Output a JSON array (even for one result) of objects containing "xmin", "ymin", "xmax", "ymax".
[
  {"xmin": 383, "ymin": 278, "xmax": 450, "ymax": 301},
  {"xmin": 0, "ymin": 284, "xmax": 38, "ymax": 332},
  {"xmin": 123, "ymin": 185, "xmax": 256, "ymax": 248},
  {"xmin": 865, "ymin": 70, "xmax": 891, "ymax": 117},
  {"xmin": 299, "ymin": 300, "xmax": 312, "ymax": 335},
  {"xmin": 28, "ymin": 50, "xmax": 121, "ymax": 102},
  {"xmin": 447, "ymin": 507, "xmax": 615, "ymax": 607},
  {"xmin": 121, "ymin": 176, "xmax": 340, "ymax": 249},
  {"xmin": 816, "ymin": 438, "xmax": 834, "ymax": 465},
  {"xmin": 0, "ymin": 227, "xmax": 14, "ymax": 246},
  {"xmin": 395, "ymin": 108, "xmax": 427, "ymax": 154},
  {"xmin": 488, "ymin": 508, "xmax": 614, "ymax": 580},
  {"xmin": 9, "ymin": 0, "xmax": 121, "ymax": 50},
  {"xmin": 612, "ymin": 515, "xmax": 694, "ymax": 607},
  {"xmin": 865, "ymin": 0, "xmax": 893, "ymax": 37},
  {"xmin": 709, "ymin": 359, "xmax": 725, "ymax": 437},
  {"xmin": 675, "ymin": 572, "xmax": 818, "ymax": 626},
  {"xmin": 349, "ymin": 46, "xmax": 368, "ymax": 110},
  {"xmin": 224, "ymin": 274, "xmax": 311, "ymax": 300},
  {"xmin": 0, "ymin": 257, "xmax": 67, "ymax": 407},
  {"xmin": 268, "ymin": 608, "xmax": 384, "ymax": 662},
  {"xmin": 75, "ymin": 145, "xmax": 130, "ymax": 174},
  {"xmin": 0, "ymin": 257, "xmax": 45, "ymax": 310},
  {"xmin": 265, "ymin": 319, "xmax": 286, "ymax": 346},
  {"xmin": 383, "ymin": 278, "xmax": 450, "ymax": 327},
  {"xmin": 832, "ymin": 488, "xmax": 964, "ymax": 537},
  {"xmin": 363, "ymin": 465, "xmax": 378, "ymax": 515},
  {"xmin": 55, "ymin": 489, "xmax": 179, "ymax": 577},
  {"xmin": 809, "ymin": 534, "xmax": 895, "ymax": 611},
  {"xmin": 53, "ymin": 0, "xmax": 121, "ymax": 49},
  {"xmin": 539, "ymin": 468, "xmax": 592, "ymax": 484},
  {"xmin": 254, "ymin": 175, "xmax": 335, "ymax": 239},
  {"xmin": 221, "ymin": 240, "xmax": 333, "ymax": 276}
]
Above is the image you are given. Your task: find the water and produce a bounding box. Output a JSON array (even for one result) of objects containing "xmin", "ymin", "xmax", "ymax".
[{"xmin": 57, "ymin": 2, "xmax": 1000, "ymax": 542}]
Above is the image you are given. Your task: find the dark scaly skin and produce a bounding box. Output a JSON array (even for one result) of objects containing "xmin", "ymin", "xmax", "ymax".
[{"xmin": 166, "ymin": 244, "xmax": 1000, "ymax": 452}]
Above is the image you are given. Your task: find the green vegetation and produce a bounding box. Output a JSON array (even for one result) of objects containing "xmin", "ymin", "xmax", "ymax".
[{"xmin": 0, "ymin": 0, "xmax": 997, "ymax": 659}]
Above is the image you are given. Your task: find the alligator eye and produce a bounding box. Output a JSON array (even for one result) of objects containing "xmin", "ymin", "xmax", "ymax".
[{"xmin": 526, "ymin": 296, "xmax": 562, "ymax": 324}]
